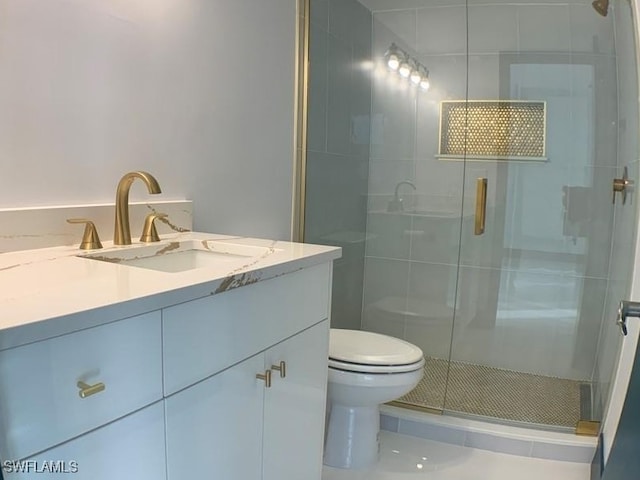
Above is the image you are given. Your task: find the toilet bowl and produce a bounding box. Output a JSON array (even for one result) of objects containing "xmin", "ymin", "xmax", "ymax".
[{"xmin": 323, "ymin": 329, "xmax": 425, "ymax": 469}]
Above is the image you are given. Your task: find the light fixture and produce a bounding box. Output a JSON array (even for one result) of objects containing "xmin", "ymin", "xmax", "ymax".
[
  {"xmin": 384, "ymin": 43, "xmax": 431, "ymax": 91},
  {"xmin": 385, "ymin": 43, "xmax": 401, "ymax": 71},
  {"xmin": 419, "ymin": 66, "xmax": 430, "ymax": 91}
]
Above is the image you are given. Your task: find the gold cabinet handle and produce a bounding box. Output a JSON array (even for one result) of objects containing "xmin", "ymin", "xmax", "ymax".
[
  {"xmin": 271, "ymin": 361, "xmax": 286, "ymax": 378},
  {"xmin": 256, "ymin": 370, "xmax": 272, "ymax": 388},
  {"xmin": 77, "ymin": 380, "xmax": 106, "ymax": 399},
  {"xmin": 474, "ymin": 177, "xmax": 488, "ymax": 236}
]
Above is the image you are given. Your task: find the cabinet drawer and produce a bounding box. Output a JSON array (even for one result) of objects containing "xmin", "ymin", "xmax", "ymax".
[
  {"xmin": 163, "ymin": 262, "xmax": 330, "ymax": 394},
  {"xmin": 4, "ymin": 401, "xmax": 166, "ymax": 480},
  {"xmin": 0, "ymin": 311, "xmax": 162, "ymax": 460}
]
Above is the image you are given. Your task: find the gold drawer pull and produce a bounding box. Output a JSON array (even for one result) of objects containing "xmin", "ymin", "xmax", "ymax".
[
  {"xmin": 271, "ymin": 361, "xmax": 286, "ymax": 378},
  {"xmin": 256, "ymin": 370, "xmax": 272, "ymax": 388},
  {"xmin": 77, "ymin": 381, "xmax": 106, "ymax": 399}
]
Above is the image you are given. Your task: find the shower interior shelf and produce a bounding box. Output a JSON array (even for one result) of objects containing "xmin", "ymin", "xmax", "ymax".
[
  {"xmin": 435, "ymin": 155, "xmax": 549, "ymax": 162},
  {"xmin": 438, "ymin": 100, "xmax": 548, "ymax": 162}
]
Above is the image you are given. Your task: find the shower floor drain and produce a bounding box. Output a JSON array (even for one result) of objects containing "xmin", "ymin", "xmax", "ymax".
[{"xmin": 397, "ymin": 358, "xmax": 583, "ymax": 428}]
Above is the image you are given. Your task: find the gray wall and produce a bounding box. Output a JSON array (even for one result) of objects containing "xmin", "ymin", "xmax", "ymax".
[
  {"xmin": 0, "ymin": 0, "xmax": 296, "ymax": 240},
  {"xmin": 304, "ymin": 0, "xmax": 372, "ymax": 330}
]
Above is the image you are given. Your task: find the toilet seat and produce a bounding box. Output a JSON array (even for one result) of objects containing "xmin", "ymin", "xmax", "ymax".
[
  {"xmin": 329, "ymin": 329, "xmax": 425, "ymax": 374},
  {"xmin": 328, "ymin": 357, "xmax": 425, "ymax": 374}
]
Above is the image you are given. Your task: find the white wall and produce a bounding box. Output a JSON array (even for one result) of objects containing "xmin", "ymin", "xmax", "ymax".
[{"xmin": 0, "ymin": 0, "xmax": 296, "ymax": 240}]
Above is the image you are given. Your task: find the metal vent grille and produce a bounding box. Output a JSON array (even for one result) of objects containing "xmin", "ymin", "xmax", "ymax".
[{"xmin": 438, "ymin": 100, "xmax": 546, "ymax": 161}]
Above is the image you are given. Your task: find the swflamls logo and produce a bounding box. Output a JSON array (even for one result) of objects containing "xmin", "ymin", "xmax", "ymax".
[{"xmin": 2, "ymin": 460, "xmax": 79, "ymax": 474}]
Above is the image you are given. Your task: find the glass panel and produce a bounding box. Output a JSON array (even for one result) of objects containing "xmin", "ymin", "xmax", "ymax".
[
  {"xmin": 304, "ymin": 0, "xmax": 373, "ymax": 331},
  {"xmin": 305, "ymin": 0, "xmax": 638, "ymax": 429},
  {"xmin": 592, "ymin": 0, "xmax": 640, "ymax": 424},
  {"xmin": 450, "ymin": 0, "xmax": 624, "ymax": 429},
  {"xmin": 358, "ymin": 2, "xmax": 468, "ymax": 412}
]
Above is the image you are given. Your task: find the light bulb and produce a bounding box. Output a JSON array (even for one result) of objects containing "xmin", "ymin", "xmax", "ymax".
[
  {"xmin": 410, "ymin": 70, "xmax": 421, "ymax": 85},
  {"xmin": 399, "ymin": 60, "xmax": 411, "ymax": 78},
  {"xmin": 385, "ymin": 43, "xmax": 402, "ymax": 71},
  {"xmin": 387, "ymin": 54, "xmax": 400, "ymax": 70}
]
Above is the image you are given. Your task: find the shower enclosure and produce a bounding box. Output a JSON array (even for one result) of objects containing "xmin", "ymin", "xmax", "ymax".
[{"xmin": 302, "ymin": 0, "xmax": 639, "ymax": 432}]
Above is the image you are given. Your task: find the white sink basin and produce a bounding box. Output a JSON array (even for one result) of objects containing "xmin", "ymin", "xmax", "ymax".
[{"xmin": 80, "ymin": 239, "xmax": 275, "ymax": 273}]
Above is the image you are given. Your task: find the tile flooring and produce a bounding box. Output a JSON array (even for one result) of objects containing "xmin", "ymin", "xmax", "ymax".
[
  {"xmin": 398, "ymin": 358, "xmax": 582, "ymax": 427},
  {"xmin": 322, "ymin": 431, "xmax": 590, "ymax": 480}
]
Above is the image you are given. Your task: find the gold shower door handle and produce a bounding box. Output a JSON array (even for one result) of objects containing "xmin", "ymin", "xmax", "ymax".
[{"xmin": 474, "ymin": 178, "xmax": 488, "ymax": 235}]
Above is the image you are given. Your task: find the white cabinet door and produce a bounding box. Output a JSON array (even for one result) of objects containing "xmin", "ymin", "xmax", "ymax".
[
  {"xmin": 165, "ymin": 353, "xmax": 265, "ymax": 480},
  {"xmin": 262, "ymin": 320, "xmax": 329, "ymax": 480},
  {"xmin": 4, "ymin": 402, "xmax": 166, "ymax": 480}
]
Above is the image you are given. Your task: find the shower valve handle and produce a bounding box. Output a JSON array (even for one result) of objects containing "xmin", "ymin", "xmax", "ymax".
[
  {"xmin": 617, "ymin": 300, "xmax": 640, "ymax": 336},
  {"xmin": 613, "ymin": 166, "xmax": 633, "ymax": 205}
]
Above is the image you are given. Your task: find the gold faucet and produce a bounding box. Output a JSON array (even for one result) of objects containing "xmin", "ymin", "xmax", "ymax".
[{"xmin": 114, "ymin": 171, "xmax": 162, "ymax": 245}]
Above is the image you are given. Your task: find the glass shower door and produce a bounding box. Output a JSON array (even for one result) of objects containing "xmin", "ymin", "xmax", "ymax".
[
  {"xmin": 303, "ymin": 0, "xmax": 638, "ymax": 433},
  {"xmin": 448, "ymin": 2, "xmax": 620, "ymax": 429},
  {"xmin": 360, "ymin": 2, "xmax": 468, "ymax": 413}
]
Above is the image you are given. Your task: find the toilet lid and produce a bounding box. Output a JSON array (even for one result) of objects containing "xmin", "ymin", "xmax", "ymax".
[{"xmin": 329, "ymin": 329, "xmax": 424, "ymax": 366}]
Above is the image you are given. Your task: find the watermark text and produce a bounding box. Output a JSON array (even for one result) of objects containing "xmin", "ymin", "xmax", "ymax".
[{"xmin": 2, "ymin": 460, "xmax": 79, "ymax": 474}]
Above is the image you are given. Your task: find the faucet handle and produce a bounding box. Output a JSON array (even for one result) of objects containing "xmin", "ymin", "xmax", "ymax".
[
  {"xmin": 67, "ymin": 218, "xmax": 103, "ymax": 250},
  {"xmin": 140, "ymin": 213, "xmax": 168, "ymax": 243}
]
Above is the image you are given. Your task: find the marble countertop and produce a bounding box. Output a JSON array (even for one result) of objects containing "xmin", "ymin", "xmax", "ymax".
[{"xmin": 0, "ymin": 232, "xmax": 341, "ymax": 350}]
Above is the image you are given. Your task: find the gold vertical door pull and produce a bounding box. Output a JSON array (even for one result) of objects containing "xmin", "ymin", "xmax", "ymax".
[
  {"xmin": 256, "ymin": 370, "xmax": 272, "ymax": 388},
  {"xmin": 271, "ymin": 361, "xmax": 287, "ymax": 378},
  {"xmin": 474, "ymin": 178, "xmax": 488, "ymax": 235}
]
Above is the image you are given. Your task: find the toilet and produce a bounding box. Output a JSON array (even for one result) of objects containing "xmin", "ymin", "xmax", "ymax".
[{"xmin": 323, "ymin": 329, "xmax": 425, "ymax": 469}]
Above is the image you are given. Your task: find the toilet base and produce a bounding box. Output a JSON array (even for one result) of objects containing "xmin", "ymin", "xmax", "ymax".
[{"xmin": 323, "ymin": 403, "xmax": 380, "ymax": 469}]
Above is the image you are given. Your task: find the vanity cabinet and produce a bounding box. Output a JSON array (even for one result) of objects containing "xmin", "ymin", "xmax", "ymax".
[
  {"xmin": 0, "ymin": 260, "xmax": 333, "ymax": 480},
  {"xmin": 164, "ymin": 263, "xmax": 331, "ymax": 480},
  {"xmin": 165, "ymin": 320, "xmax": 329, "ymax": 480}
]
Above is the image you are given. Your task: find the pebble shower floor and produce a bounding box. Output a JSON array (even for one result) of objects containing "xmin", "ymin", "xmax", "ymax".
[{"xmin": 397, "ymin": 358, "xmax": 583, "ymax": 428}]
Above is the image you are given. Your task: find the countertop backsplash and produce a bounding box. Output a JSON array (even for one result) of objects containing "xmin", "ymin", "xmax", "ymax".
[{"xmin": 0, "ymin": 201, "xmax": 193, "ymax": 253}]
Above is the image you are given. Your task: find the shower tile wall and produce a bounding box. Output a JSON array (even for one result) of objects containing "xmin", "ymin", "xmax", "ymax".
[
  {"xmin": 360, "ymin": 0, "xmax": 619, "ymax": 384},
  {"xmin": 305, "ymin": 0, "xmax": 372, "ymax": 330}
]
